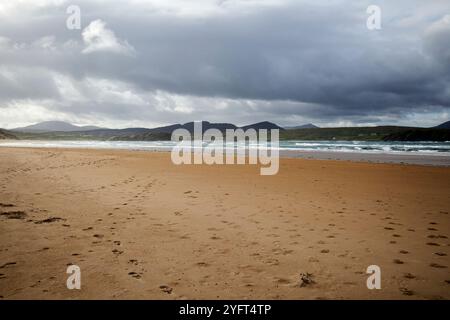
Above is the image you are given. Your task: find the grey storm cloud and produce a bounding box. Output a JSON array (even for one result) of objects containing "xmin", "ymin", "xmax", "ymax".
[{"xmin": 0, "ymin": 0, "xmax": 449, "ymax": 128}]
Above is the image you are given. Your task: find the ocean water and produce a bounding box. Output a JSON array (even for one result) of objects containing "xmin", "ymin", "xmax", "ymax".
[{"xmin": 1, "ymin": 140, "xmax": 450, "ymax": 155}]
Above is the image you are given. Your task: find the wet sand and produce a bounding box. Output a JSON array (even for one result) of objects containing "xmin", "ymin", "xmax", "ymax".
[
  {"xmin": 280, "ymin": 150, "xmax": 450, "ymax": 166},
  {"xmin": 0, "ymin": 147, "xmax": 449, "ymax": 299}
]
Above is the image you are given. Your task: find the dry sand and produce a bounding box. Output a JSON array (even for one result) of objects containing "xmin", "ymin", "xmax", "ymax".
[{"xmin": 0, "ymin": 147, "xmax": 449, "ymax": 299}]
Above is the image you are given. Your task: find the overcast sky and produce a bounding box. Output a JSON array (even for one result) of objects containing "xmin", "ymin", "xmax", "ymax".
[{"xmin": 0, "ymin": 0, "xmax": 449, "ymax": 129}]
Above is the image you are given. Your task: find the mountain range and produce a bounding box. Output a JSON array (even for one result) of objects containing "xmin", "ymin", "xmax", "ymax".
[
  {"xmin": 284, "ymin": 123, "xmax": 319, "ymax": 129},
  {"xmin": 11, "ymin": 120, "xmax": 289, "ymax": 133},
  {"xmin": 1, "ymin": 120, "xmax": 449, "ymax": 141},
  {"xmin": 13, "ymin": 121, "xmax": 103, "ymax": 132},
  {"xmin": 8, "ymin": 121, "xmax": 286, "ymax": 141},
  {"xmin": 435, "ymin": 120, "xmax": 450, "ymax": 129}
]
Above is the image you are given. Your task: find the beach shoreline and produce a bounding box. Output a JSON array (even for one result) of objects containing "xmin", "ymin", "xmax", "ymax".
[
  {"xmin": 1, "ymin": 141, "xmax": 450, "ymax": 166},
  {"xmin": 279, "ymin": 150, "xmax": 450, "ymax": 166},
  {"xmin": 0, "ymin": 147, "xmax": 449, "ymax": 299}
]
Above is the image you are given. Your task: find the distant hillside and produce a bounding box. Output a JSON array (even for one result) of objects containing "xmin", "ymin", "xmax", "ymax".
[
  {"xmin": 284, "ymin": 123, "xmax": 319, "ymax": 130},
  {"xmin": 11, "ymin": 121, "xmax": 283, "ymax": 141},
  {"xmin": 13, "ymin": 121, "xmax": 102, "ymax": 132},
  {"xmin": 383, "ymin": 128, "xmax": 450, "ymax": 142},
  {"xmin": 9, "ymin": 121, "xmax": 450, "ymax": 142},
  {"xmin": 435, "ymin": 120, "xmax": 450, "ymax": 129},
  {"xmin": 0, "ymin": 129, "xmax": 18, "ymax": 140},
  {"xmin": 279, "ymin": 126, "xmax": 416, "ymax": 141},
  {"xmin": 178, "ymin": 121, "xmax": 237, "ymax": 133},
  {"xmin": 241, "ymin": 121, "xmax": 283, "ymax": 131},
  {"xmin": 109, "ymin": 132, "xmax": 172, "ymax": 141}
]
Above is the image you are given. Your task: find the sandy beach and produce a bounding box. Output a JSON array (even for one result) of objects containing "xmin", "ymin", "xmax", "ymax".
[{"xmin": 0, "ymin": 147, "xmax": 449, "ymax": 299}]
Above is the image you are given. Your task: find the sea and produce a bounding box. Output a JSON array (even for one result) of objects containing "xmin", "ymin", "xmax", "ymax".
[{"xmin": 0, "ymin": 140, "xmax": 449, "ymax": 155}]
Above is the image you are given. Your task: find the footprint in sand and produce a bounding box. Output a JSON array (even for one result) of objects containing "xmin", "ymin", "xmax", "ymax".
[
  {"xmin": 128, "ymin": 271, "xmax": 142, "ymax": 279},
  {"xmin": 275, "ymin": 278, "xmax": 291, "ymax": 285},
  {"xmin": 299, "ymin": 273, "xmax": 315, "ymax": 287},
  {"xmin": 0, "ymin": 262, "xmax": 17, "ymax": 269},
  {"xmin": 430, "ymin": 263, "xmax": 447, "ymax": 269},
  {"xmin": 0, "ymin": 203, "xmax": 15, "ymax": 208},
  {"xmin": 1, "ymin": 211, "xmax": 27, "ymax": 220},
  {"xmin": 112, "ymin": 249, "xmax": 123, "ymax": 256},
  {"xmin": 159, "ymin": 285, "xmax": 173, "ymax": 294},
  {"xmin": 399, "ymin": 287, "xmax": 414, "ymax": 296},
  {"xmin": 428, "ymin": 235, "xmax": 447, "ymax": 239},
  {"xmin": 196, "ymin": 262, "xmax": 209, "ymax": 267},
  {"xmin": 34, "ymin": 217, "xmax": 64, "ymax": 224}
]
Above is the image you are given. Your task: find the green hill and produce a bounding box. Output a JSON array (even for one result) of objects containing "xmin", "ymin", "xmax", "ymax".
[
  {"xmin": 382, "ymin": 129, "xmax": 450, "ymax": 141},
  {"xmin": 8, "ymin": 123, "xmax": 450, "ymax": 142},
  {"xmin": 279, "ymin": 126, "xmax": 415, "ymax": 141},
  {"xmin": 0, "ymin": 129, "xmax": 18, "ymax": 140}
]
